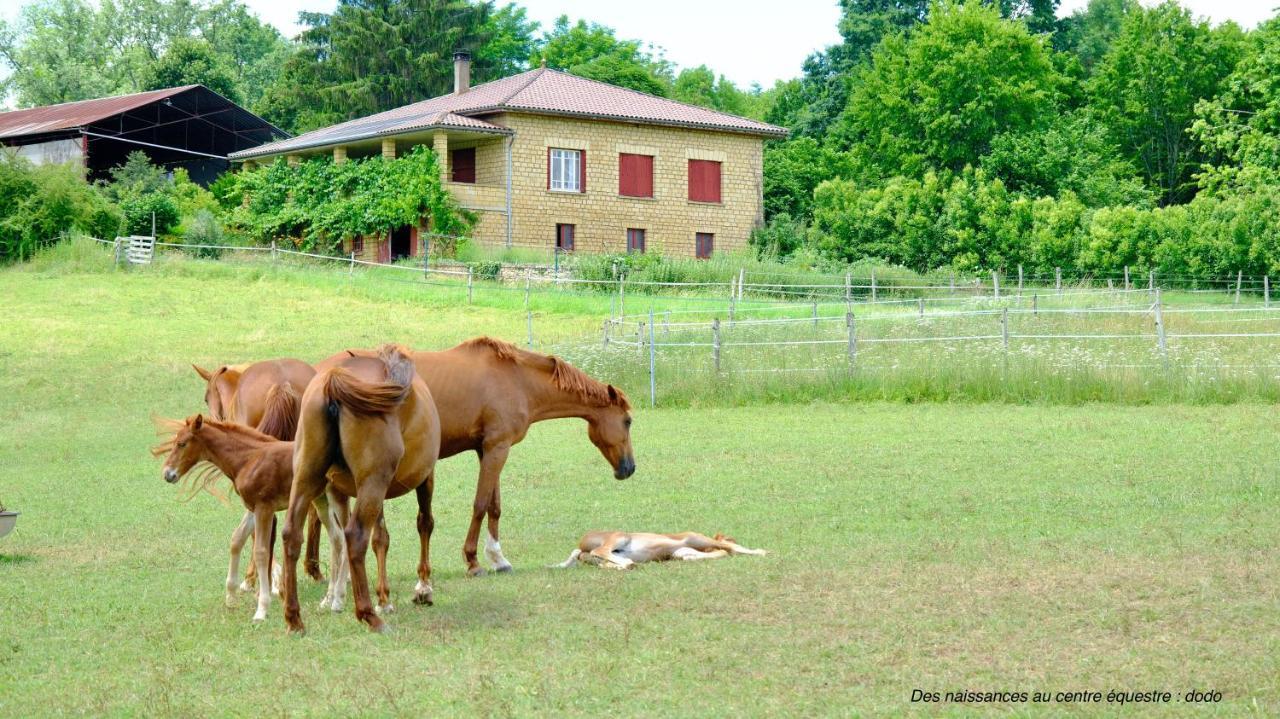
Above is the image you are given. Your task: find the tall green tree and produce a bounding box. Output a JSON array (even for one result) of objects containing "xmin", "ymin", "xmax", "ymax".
[
  {"xmin": 1193, "ymin": 18, "xmax": 1280, "ymax": 192},
  {"xmin": 1052, "ymin": 0, "xmax": 1139, "ymax": 75},
  {"xmin": 833, "ymin": 0, "xmax": 1064, "ymax": 176},
  {"xmin": 530, "ymin": 16, "xmax": 673, "ymax": 96},
  {"xmin": 141, "ymin": 37, "xmax": 240, "ymax": 101},
  {"xmin": 1088, "ymin": 1, "xmax": 1245, "ymax": 205}
]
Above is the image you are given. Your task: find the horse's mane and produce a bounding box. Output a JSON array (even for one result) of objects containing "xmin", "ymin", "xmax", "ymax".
[
  {"xmin": 151, "ymin": 416, "xmax": 279, "ymax": 503},
  {"xmin": 459, "ymin": 336, "xmax": 631, "ymax": 411}
]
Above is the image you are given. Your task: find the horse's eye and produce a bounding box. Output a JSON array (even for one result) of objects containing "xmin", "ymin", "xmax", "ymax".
[
  {"xmin": 624, "ymin": 417, "xmax": 632, "ymax": 428},
  {"xmin": 177, "ymin": 441, "xmax": 187, "ymax": 448}
]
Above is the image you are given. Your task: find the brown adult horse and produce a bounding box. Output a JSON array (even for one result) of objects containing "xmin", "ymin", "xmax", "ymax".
[
  {"xmin": 282, "ymin": 344, "xmax": 440, "ymax": 634},
  {"xmin": 154, "ymin": 415, "xmax": 351, "ymax": 622},
  {"xmin": 194, "ymin": 358, "xmax": 330, "ymax": 585},
  {"xmin": 317, "ymin": 337, "xmax": 635, "ymax": 582}
]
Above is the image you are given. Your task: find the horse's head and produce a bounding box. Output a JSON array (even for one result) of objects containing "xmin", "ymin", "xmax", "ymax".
[
  {"xmin": 193, "ymin": 364, "xmax": 241, "ymax": 421},
  {"xmin": 586, "ymin": 385, "xmax": 635, "ymax": 480},
  {"xmin": 158, "ymin": 414, "xmax": 208, "ymax": 483}
]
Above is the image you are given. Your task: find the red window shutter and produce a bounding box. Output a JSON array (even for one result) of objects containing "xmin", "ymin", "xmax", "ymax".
[
  {"xmin": 451, "ymin": 148, "xmax": 475, "ymax": 183},
  {"xmin": 620, "ymin": 154, "xmax": 654, "ymax": 198},
  {"xmin": 557, "ymin": 223, "xmax": 575, "ymax": 251},
  {"xmin": 579, "ymin": 150, "xmax": 586, "ymax": 193},
  {"xmin": 689, "ymin": 160, "xmax": 722, "ymax": 203}
]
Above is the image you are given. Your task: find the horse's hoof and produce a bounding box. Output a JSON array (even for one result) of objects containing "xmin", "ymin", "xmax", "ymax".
[
  {"xmin": 225, "ymin": 594, "xmax": 238, "ymax": 608},
  {"xmin": 375, "ymin": 602, "xmax": 395, "ymax": 615},
  {"xmin": 494, "ymin": 564, "xmax": 514, "ymax": 574},
  {"xmin": 252, "ymin": 611, "xmax": 267, "ymax": 623},
  {"xmin": 287, "ymin": 625, "xmax": 306, "ymax": 637},
  {"xmin": 467, "ymin": 567, "xmax": 487, "ymax": 578},
  {"xmin": 239, "ymin": 580, "xmax": 254, "ymax": 593},
  {"xmin": 413, "ymin": 592, "xmax": 433, "ymax": 606}
]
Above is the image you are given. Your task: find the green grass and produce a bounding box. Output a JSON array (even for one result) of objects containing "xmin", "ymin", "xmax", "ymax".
[{"xmin": 2, "ymin": 249, "xmax": 1279, "ymax": 716}]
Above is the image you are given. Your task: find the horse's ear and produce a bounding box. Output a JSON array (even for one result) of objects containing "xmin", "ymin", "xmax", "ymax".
[
  {"xmin": 607, "ymin": 384, "xmax": 619, "ymax": 402},
  {"xmin": 193, "ymin": 364, "xmax": 213, "ymax": 381},
  {"xmin": 192, "ymin": 414, "xmax": 203, "ymax": 430}
]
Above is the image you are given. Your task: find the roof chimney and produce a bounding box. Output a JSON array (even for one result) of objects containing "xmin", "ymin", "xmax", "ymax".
[{"xmin": 453, "ymin": 51, "xmax": 471, "ymax": 95}]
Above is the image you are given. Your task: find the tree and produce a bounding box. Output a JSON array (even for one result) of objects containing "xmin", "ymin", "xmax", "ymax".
[
  {"xmin": 0, "ymin": 0, "xmax": 117, "ymax": 106},
  {"xmin": 473, "ymin": 2, "xmax": 539, "ymax": 79},
  {"xmin": 142, "ymin": 37, "xmax": 240, "ymax": 101},
  {"xmin": 672, "ymin": 66, "xmax": 753, "ymax": 115},
  {"xmin": 1052, "ymin": 0, "xmax": 1139, "ymax": 75},
  {"xmin": 198, "ymin": 0, "xmax": 291, "ymax": 109},
  {"xmin": 982, "ymin": 112, "xmax": 1152, "ymax": 207},
  {"xmin": 1088, "ymin": 1, "xmax": 1245, "ymax": 205},
  {"xmin": 833, "ymin": 0, "xmax": 1063, "ymax": 176},
  {"xmin": 530, "ymin": 16, "xmax": 673, "ymax": 96},
  {"xmin": 1193, "ymin": 18, "xmax": 1280, "ymax": 193},
  {"xmin": 763, "ymin": 138, "xmax": 856, "ymax": 221}
]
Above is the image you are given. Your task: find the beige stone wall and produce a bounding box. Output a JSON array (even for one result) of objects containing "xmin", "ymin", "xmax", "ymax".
[{"xmin": 468, "ymin": 112, "xmax": 764, "ymax": 257}]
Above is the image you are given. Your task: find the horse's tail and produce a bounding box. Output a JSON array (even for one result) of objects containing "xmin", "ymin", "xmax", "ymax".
[
  {"xmin": 258, "ymin": 382, "xmax": 300, "ymax": 441},
  {"xmin": 321, "ymin": 343, "xmax": 415, "ymax": 417}
]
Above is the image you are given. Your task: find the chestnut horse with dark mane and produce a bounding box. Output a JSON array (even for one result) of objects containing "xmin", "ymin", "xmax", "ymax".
[
  {"xmin": 317, "ymin": 337, "xmax": 635, "ymax": 585},
  {"xmin": 282, "ymin": 344, "xmax": 440, "ymax": 634},
  {"xmin": 194, "ymin": 358, "xmax": 331, "ymax": 585}
]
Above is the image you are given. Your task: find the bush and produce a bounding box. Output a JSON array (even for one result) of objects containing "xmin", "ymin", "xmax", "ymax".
[
  {"xmin": 0, "ymin": 154, "xmax": 122, "ymax": 262},
  {"xmin": 469, "ymin": 259, "xmax": 502, "ymax": 280},
  {"xmin": 750, "ymin": 213, "xmax": 807, "ymax": 259},
  {"xmin": 118, "ymin": 191, "xmax": 180, "ymax": 237},
  {"xmin": 183, "ymin": 210, "xmax": 226, "ymax": 258}
]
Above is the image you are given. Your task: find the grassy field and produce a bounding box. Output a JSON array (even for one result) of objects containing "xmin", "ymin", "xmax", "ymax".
[{"xmin": 1, "ymin": 256, "xmax": 1279, "ymax": 716}]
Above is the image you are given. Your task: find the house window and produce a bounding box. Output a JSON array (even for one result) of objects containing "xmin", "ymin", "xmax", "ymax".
[
  {"xmin": 688, "ymin": 159, "xmax": 722, "ymax": 203},
  {"xmin": 627, "ymin": 228, "xmax": 646, "ymax": 253},
  {"xmin": 619, "ymin": 153, "xmax": 654, "ymax": 198},
  {"xmin": 556, "ymin": 223, "xmax": 575, "ymax": 251},
  {"xmin": 352, "ymin": 236, "xmax": 364, "ymax": 254},
  {"xmin": 695, "ymin": 232, "xmax": 714, "ymax": 260},
  {"xmin": 451, "ymin": 147, "xmax": 476, "ymax": 183},
  {"xmin": 548, "ymin": 148, "xmax": 584, "ymax": 192}
]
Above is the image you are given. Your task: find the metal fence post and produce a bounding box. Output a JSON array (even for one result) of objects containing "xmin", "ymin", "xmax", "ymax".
[
  {"xmin": 918, "ymin": 297, "xmax": 924, "ymax": 318},
  {"xmin": 738, "ymin": 268, "xmax": 745, "ymax": 301},
  {"xmin": 730, "ymin": 283, "xmax": 737, "ymax": 327},
  {"xmin": 648, "ymin": 307, "xmax": 657, "ymax": 408},
  {"xmin": 712, "ymin": 318, "xmax": 721, "ymax": 374},
  {"xmin": 467, "ymin": 266, "xmax": 474, "ymax": 304},
  {"xmin": 618, "ymin": 272, "xmax": 626, "ymax": 319},
  {"xmin": 1154, "ymin": 288, "xmax": 1168, "ymax": 365},
  {"xmin": 527, "ymin": 311, "xmax": 534, "ymax": 348},
  {"xmin": 870, "ymin": 269, "xmax": 877, "ymax": 302},
  {"xmin": 949, "ymin": 273, "xmax": 955, "ymax": 293},
  {"xmin": 349, "ymin": 251, "xmax": 355, "ymax": 277},
  {"xmin": 1055, "ymin": 267, "xmax": 1062, "ymax": 295},
  {"xmin": 1032, "ymin": 293, "xmax": 1038, "ymax": 316}
]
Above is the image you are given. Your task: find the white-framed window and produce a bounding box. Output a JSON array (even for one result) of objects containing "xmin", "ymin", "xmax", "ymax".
[{"xmin": 549, "ymin": 148, "xmax": 582, "ymax": 192}]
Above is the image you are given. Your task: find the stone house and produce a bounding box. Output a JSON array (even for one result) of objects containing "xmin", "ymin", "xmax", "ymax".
[{"xmin": 229, "ymin": 53, "xmax": 787, "ymax": 262}]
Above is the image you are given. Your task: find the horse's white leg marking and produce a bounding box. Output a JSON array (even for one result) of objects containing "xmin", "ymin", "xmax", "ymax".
[
  {"xmin": 551, "ymin": 548, "xmax": 582, "ymax": 569},
  {"xmin": 673, "ymin": 547, "xmax": 728, "ymax": 561},
  {"xmin": 727, "ymin": 542, "xmax": 767, "ymax": 556},
  {"xmin": 270, "ymin": 560, "xmax": 283, "ymax": 597},
  {"xmin": 318, "ymin": 497, "xmax": 348, "ymax": 612},
  {"xmin": 484, "ymin": 530, "xmax": 513, "ymax": 572},
  {"xmin": 602, "ymin": 552, "xmax": 634, "ymax": 570},
  {"xmin": 238, "ymin": 525, "xmax": 257, "ymax": 593},
  {"xmin": 226, "ymin": 511, "xmax": 254, "ymax": 606},
  {"xmin": 252, "ymin": 510, "xmax": 272, "ymax": 623}
]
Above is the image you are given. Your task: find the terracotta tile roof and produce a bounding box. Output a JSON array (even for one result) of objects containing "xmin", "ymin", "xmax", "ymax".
[
  {"xmin": 0, "ymin": 86, "xmax": 200, "ymax": 139},
  {"xmin": 232, "ymin": 68, "xmax": 787, "ymax": 160}
]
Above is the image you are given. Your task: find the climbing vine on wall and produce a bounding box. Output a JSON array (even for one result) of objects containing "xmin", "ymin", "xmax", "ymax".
[{"xmin": 227, "ymin": 145, "xmax": 473, "ymax": 254}]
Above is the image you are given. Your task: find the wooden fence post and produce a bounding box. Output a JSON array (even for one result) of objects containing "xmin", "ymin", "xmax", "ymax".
[
  {"xmin": 1002, "ymin": 306, "xmax": 1009, "ymax": 351},
  {"xmin": 871, "ymin": 269, "xmax": 877, "ymax": 302},
  {"xmin": 918, "ymin": 297, "xmax": 925, "ymax": 318},
  {"xmin": 1032, "ymin": 293, "xmax": 1038, "ymax": 316},
  {"xmin": 526, "ymin": 311, "xmax": 534, "ymax": 348},
  {"xmin": 712, "ymin": 318, "xmax": 721, "ymax": 374},
  {"xmin": 618, "ymin": 273, "xmax": 626, "ymax": 319},
  {"xmin": 846, "ymin": 311, "xmax": 856, "ymax": 366},
  {"xmin": 812, "ymin": 301, "xmax": 818, "ymax": 329},
  {"xmin": 1266, "ymin": 275, "xmax": 1271, "ymax": 308},
  {"xmin": 1148, "ymin": 270, "xmax": 1154, "ymax": 295},
  {"xmin": 271, "ymin": 240, "xmax": 277, "ymax": 263},
  {"xmin": 992, "ymin": 270, "xmax": 1000, "ymax": 300},
  {"xmin": 738, "ymin": 268, "xmax": 745, "ymax": 301},
  {"xmin": 648, "ymin": 307, "xmax": 657, "ymax": 408},
  {"xmin": 949, "ymin": 273, "xmax": 956, "ymax": 293},
  {"xmin": 349, "ymin": 251, "xmax": 355, "ymax": 277},
  {"xmin": 1055, "ymin": 267, "xmax": 1062, "ymax": 294},
  {"xmin": 467, "ymin": 266, "xmax": 474, "ymax": 304},
  {"xmin": 602, "ymin": 320, "xmax": 610, "ymax": 348},
  {"xmin": 1124, "ymin": 265, "xmax": 1130, "ymax": 291},
  {"xmin": 1235, "ymin": 270, "xmax": 1243, "ymax": 304},
  {"xmin": 1017, "ymin": 264, "xmax": 1024, "ymax": 298},
  {"xmin": 844, "ymin": 270, "xmax": 852, "ymax": 305}
]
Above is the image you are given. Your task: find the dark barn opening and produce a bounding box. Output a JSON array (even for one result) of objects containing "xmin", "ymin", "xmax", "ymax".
[{"xmin": 0, "ymin": 85, "xmax": 286, "ymax": 186}]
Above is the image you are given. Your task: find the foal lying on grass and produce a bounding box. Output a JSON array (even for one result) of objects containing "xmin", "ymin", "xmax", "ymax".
[
  {"xmin": 554, "ymin": 531, "xmax": 766, "ymax": 570},
  {"xmin": 154, "ymin": 415, "xmax": 352, "ymax": 622}
]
